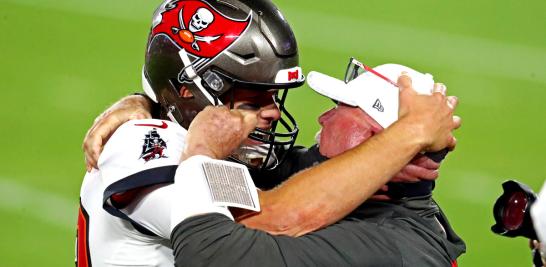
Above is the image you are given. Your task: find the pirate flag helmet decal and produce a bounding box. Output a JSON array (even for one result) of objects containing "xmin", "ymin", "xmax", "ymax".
[{"xmin": 142, "ymin": 0, "xmax": 304, "ymax": 170}]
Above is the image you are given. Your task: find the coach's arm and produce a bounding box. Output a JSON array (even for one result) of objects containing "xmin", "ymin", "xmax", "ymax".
[
  {"xmin": 83, "ymin": 75, "xmax": 460, "ymax": 237},
  {"xmin": 236, "ymin": 76, "xmax": 458, "ymax": 236}
]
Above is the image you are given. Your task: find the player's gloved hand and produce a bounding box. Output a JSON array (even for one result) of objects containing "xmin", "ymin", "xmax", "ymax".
[
  {"xmin": 182, "ymin": 106, "xmax": 258, "ymax": 161},
  {"xmin": 83, "ymin": 95, "xmax": 153, "ymax": 171},
  {"xmin": 397, "ymin": 73, "xmax": 461, "ymax": 153}
]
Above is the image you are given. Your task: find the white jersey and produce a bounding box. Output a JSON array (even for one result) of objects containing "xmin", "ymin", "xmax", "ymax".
[
  {"xmin": 76, "ymin": 119, "xmax": 254, "ymax": 267},
  {"xmin": 76, "ymin": 119, "xmax": 187, "ymax": 267}
]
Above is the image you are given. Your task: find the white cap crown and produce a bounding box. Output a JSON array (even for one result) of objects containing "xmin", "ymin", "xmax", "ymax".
[{"xmin": 307, "ymin": 63, "xmax": 434, "ymax": 128}]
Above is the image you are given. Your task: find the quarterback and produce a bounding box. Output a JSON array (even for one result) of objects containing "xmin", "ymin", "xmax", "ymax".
[{"xmin": 77, "ymin": 0, "xmax": 463, "ymax": 266}]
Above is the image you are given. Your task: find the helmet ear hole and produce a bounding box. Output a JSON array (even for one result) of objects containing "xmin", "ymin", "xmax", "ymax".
[{"xmin": 178, "ymin": 86, "xmax": 194, "ymax": 99}]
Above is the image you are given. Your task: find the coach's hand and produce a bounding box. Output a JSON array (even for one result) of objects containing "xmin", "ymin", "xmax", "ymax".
[
  {"xmin": 182, "ymin": 106, "xmax": 257, "ymax": 161},
  {"xmin": 391, "ymin": 154, "xmax": 440, "ymax": 182},
  {"xmin": 83, "ymin": 95, "xmax": 153, "ymax": 171},
  {"xmin": 397, "ymin": 74, "xmax": 461, "ymax": 153}
]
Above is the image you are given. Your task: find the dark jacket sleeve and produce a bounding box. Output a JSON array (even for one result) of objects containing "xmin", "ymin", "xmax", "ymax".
[
  {"xmin": 170, "ymin": 214, "xmax": 287, "ymax": 267},
  {"xmin": 169, "ymin": 202, "xmax": 463, "ymax": 267}
]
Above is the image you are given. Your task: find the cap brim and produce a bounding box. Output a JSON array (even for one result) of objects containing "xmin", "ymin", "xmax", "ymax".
[
  {"xmin": 307, "ymin": 69, "xmax": 399, "ymax": 129},
  {"xmin": 307, "ymin": 71, "xmax": 358, "ymax": 106},
  {"xmin": 307, "ymin": 64, "xmax": 434, "ymax": 129}
]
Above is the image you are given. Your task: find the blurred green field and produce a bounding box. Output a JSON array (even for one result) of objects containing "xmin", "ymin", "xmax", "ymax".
[{"xmin": 1, "ymin": 0, "xmax": 545, "ymax": 266}]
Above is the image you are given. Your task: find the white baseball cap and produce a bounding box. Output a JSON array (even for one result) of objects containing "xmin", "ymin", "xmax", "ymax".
[{"xmin": 307, "ymin": 63, "xmax": 434, "ymax": 128}]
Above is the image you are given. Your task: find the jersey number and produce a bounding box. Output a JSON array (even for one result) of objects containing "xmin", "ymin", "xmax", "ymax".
[{"xmin": 76, "ymin": 201, "xmax": 92, "ymax": 267}]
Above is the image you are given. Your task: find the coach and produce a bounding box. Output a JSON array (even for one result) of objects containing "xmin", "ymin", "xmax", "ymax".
[{"xmin": 83, "ymin": 74, "xmax": 465, "ymax": 266}]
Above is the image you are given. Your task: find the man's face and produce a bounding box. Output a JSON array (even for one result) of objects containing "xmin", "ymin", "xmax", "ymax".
[
  {"xmin": 223, "ymin": 88, "xmax": 281, "ymax": 133},
  {"xmin": 317, "ymin": 104, "xmax": 383, "ymax": 158},
  {"xmin": 220, "ymin": 88, "xmax": 284, "ymax": 168}
]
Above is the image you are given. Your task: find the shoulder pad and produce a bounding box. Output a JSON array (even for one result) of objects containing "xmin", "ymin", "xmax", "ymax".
[{"xmin": 98, "ymin": 119, "xmax": 186, "ymax": 186}]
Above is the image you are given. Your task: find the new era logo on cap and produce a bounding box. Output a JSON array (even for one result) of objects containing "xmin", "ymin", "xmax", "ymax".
[{"xmin": 372, "ymin": 99, "xmax": 384, "ymax": 112}]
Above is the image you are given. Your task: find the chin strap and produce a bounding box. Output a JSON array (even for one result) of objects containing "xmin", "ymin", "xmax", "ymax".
[
  {"xmin": 178, "ymin": 49, "xmax": 222, "ymax": 106},
  {"xmin": 166, "ymin": 105, "xmax": 181, "ymax": 125}
]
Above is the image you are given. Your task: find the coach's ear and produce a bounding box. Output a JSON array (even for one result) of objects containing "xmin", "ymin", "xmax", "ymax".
[{"xmin": 179, "ymin": 86, "xmax": 194, "ymax": 98}]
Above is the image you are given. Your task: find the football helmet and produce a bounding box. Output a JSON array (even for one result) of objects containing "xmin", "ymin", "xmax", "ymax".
[{"xmin": 142, "ymin": 0, "xmax": 305, "ymax": 170}]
